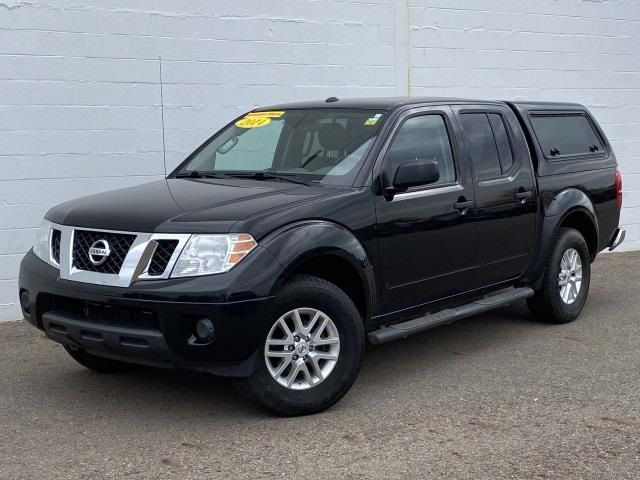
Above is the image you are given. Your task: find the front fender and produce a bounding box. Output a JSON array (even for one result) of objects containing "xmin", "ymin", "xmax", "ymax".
[{"xmin": 260, "ymin": 220, "xmax": 376, "ymax": 317}]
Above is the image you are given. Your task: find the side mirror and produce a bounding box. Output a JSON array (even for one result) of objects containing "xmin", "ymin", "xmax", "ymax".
[{"xmin": 392, "ymin": 159, "xmax": 440, "ymax": 192}]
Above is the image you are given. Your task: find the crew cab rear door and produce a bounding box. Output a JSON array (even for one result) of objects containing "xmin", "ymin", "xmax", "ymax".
[{"xmin": 452, "ymin": 104, "xmax": 538, "ymax": 285}]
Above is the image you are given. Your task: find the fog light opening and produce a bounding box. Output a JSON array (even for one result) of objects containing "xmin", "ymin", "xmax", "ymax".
[
  {"xmin": 20, "ymin": 290, "xmax": 31, "ymax": 315},
  {"xmin": 192, "ymin": 318, "xmax": 215, "ymax": 344}
]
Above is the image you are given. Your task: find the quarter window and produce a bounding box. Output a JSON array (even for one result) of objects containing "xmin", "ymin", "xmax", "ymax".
[
  {"xmin": 386, "ymin": 115, "xmax": 456, "ymax": 186},
  {"xmin": 530, "ymin": 114, "xmax": 603, "ymax": 158}
]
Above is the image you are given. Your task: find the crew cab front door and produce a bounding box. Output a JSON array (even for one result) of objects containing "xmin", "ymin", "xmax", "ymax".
[{"xmin": 374, "ymin": 106, "xmax": 478, "ymax": 314}]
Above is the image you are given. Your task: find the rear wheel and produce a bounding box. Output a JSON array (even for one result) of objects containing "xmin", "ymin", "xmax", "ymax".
[
  {"xmin": 238, "ymin": 275, "xmax": 365, "ymax": 416},
  {"xmin": 527, "ymin": 227, "xmax": 591, "ymax": 324},
  {"xmin": 64, "ymin": 345, "xmax": 134, "ymax": 373}
]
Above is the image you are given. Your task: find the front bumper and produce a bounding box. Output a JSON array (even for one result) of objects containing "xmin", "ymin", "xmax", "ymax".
[{"xmin": 19, "ymin": 250, "xmax": 279, "ymax": 377}]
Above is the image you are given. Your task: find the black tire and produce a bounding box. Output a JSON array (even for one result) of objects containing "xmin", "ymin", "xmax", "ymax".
[
  {"xmin": 527, "ymin": 227, "xmax": 591, "ymax": 324},
  {"xmin": 64, "ymin": 345, "xmax": 134, "ymax": 373},
  {"xmin": 237, "ymin": 275, "xmax": 365, "ymax": 416}
]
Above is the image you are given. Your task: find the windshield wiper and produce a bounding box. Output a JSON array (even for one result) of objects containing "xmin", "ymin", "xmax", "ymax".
[
  {"xmin": 223, "ymin": 171, "xmax": 311, "ymax": 186},
  {"xmin": 301, "ymin": 149, "xmax": 322, "ymax": 167},
  {"xmin": 175, "ymin": 170, "xmax": 228, "ymax": 179}
]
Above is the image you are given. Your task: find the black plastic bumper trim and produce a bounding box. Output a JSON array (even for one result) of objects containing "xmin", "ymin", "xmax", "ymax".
[{"xmin": 41, "ymin": 311, "xmax": 258, "ymax": 377}]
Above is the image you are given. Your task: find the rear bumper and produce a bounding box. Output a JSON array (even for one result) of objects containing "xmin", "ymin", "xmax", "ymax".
[
  {"xmin": 608, "ymin": 227, "xmax": 626, "ymax": 251},
  {"xmin": 19, "ymin": 250, "xmax": 279, "ymax": 377}
]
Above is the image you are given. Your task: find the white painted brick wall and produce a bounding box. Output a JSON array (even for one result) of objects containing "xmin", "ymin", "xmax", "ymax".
[{"xmin": 1, "ymin": 0, "xmax": 638, "ymax": 320}]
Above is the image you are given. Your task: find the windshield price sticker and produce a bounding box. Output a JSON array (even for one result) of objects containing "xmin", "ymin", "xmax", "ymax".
[
  {"xmin": 246, "ymin": 111, "xmax": 285, "ymax": 118},
  {"xmin": 236, "ymin": 117, "xmax": 272, "ymax": 128},
  {"xmin": 236, "ymin": 111, "xmax": 285, "ymax": 128}
]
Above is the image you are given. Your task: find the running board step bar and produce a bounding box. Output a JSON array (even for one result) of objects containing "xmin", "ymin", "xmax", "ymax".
[{"xmin": 367, "ymin": 287, "xmax": 534, "ymax": 345}]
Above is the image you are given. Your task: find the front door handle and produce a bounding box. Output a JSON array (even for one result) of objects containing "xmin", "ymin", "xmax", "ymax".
[
  {"xmin": 515, "ymin": 190, "xmax": 533, "ymax": 204},
  {"xmin": 453, "ymin": 199, "xmax": 473, "ymax": 214}
]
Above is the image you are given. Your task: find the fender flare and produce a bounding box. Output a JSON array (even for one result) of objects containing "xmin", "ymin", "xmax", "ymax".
[
  {"xmin": 260, "ymin": 220, "xmax": 376, "ymax": 319},
  {"xmin": 545, "ymin": 188, "xmax": 598, "ymax": 222},
  {"xmin": 527, "ymin": 188, "xmax": 599, "ymax": 286}
]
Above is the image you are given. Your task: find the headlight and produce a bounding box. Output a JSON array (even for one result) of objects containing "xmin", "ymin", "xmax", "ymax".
[
  {"xmin": 33, "ymin": 219, "xmax": 56, "ymax": 266},
  {"xmin": 171, "ymin": 234, "xmax": 257, "ymax": 277}
]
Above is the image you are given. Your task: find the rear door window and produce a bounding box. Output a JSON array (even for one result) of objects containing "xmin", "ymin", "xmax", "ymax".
[
  {"xmin": 487, "ymin": 113, "xmax": 514, "ymax": 173},
  {"xmin": 530, "ymin": 114, "xmax": 603, "ymax": 158},
  {"xmin": 459, "ymin": 113, "xmax": 502, "ymax": 180}
]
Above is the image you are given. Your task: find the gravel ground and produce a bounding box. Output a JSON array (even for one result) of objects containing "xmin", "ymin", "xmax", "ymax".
[{"xmin": 1, "ymin": 252, "xmax": 639, "ymax": 479}]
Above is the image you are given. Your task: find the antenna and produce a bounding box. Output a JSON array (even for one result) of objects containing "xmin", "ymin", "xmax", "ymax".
[{"xmin": 158, "ymin": 56, "xmax": 167, "ymax": 176}]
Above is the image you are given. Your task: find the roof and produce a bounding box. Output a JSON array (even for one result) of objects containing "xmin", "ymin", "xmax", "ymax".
[
  {"xmin": 509, "ymin": 100, "xmax": 586, "ymax": 111},
  {"xmin": 255, "ymin": 97, "xmax": 586, "ymax": 112},
  {"xmin": 256, "ymin": 96, "xmax": 478, "ymax": 111}
]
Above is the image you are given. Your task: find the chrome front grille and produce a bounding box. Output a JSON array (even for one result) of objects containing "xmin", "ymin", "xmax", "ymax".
[
  {"xmin": 51, "ymin": 229, "xmax": 61, "ymax": 265},
  {"xmin": 47, "ymin": 224, "xmax": 191, "ymax": 287},
  {"xmin": 72, "ymin": 230, "xmax": 136, "ymax": 274},
  {"xmin": 147, "ymin": 240, "xmax": 179, "ymax": 276}
]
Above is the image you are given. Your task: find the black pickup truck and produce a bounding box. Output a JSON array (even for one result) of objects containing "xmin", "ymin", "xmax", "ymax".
[{"xmin": 19, "ymin": 97, "xmax": 625, "ymax": 416}]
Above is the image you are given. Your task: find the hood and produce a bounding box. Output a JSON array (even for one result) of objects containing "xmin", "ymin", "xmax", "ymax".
[{"xmin": 46, "ymin": 178, "xmax": 346, "ymax": 233}]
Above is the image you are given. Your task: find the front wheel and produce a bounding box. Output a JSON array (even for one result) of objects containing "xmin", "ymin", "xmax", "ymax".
[
  {"xmin": 527, "ymin": 227, "xmax": 591, "ymax": 324},
  {"xmin": 238, "ymin": 275, "xmax": 365, "ymax": 416}
]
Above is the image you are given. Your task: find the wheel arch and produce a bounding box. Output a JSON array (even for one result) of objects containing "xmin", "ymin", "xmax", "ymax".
[
  {"xmin": 261, "ymin": 220, "xmax": 376, "ymax": 323},
  {"xmin": 556, "ymin": 209, "xmax": 598, "ymax": 259},
  {"xmin": 527, "ymin": 188, "xmax": 599, "ymax": 287}
]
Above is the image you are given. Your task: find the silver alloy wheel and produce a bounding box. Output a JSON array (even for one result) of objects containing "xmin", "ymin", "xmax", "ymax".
[
  {"xmin": 558, "ymin": 248, "xmax": 583, "ymax": 304},
  {"xmin": 264, "ymin": 308, "xmax": 340, "ymax": 390}
]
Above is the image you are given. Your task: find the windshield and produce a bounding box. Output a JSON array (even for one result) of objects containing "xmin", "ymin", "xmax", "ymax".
[{"xmin": 175, "ymin": 109, "xmax": 386, "ymax": 186}]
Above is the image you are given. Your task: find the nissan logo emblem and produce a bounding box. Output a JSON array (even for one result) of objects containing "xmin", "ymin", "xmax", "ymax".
[{"xmin": 88, "ymin": 239, "xmax": 111, "ymax": 266}]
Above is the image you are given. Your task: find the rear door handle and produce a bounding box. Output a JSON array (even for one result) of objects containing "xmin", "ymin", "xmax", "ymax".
[
  {"xmin": 515, "ymin": 190, "xmax": 533, "ymax": 203},
  {"xmin": 453, "ymin": 199, "xmax": 473, "ymax": 214}
]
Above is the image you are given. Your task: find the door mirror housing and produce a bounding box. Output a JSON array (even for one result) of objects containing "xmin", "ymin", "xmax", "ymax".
[{"xmin": 391, "ymin": 159, "xmax": 440, "ymax": 192}]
